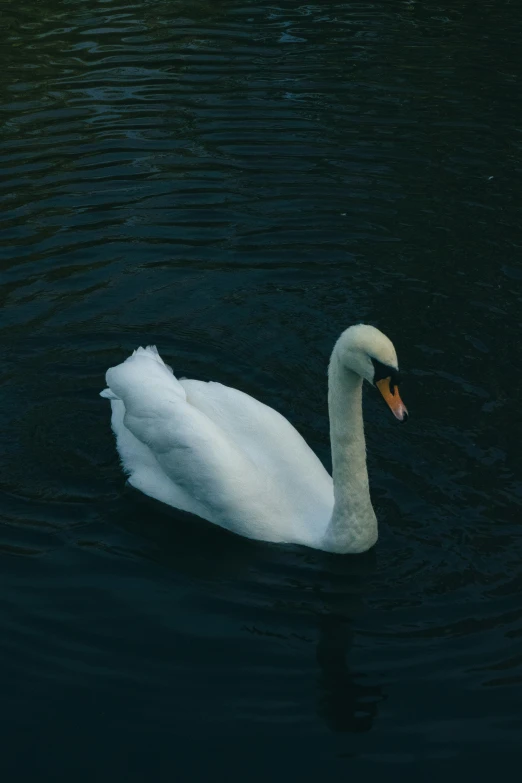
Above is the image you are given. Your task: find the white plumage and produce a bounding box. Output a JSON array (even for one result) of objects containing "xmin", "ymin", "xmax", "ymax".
[{"xmin": 101, "ymin": 325, "xmax": 406, "ymax": 554}]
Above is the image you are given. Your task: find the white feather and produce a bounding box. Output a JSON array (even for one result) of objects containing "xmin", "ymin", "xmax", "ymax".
[{"xmin": 101, "ymin": 326, "xmax": 404, "ymax": 553}]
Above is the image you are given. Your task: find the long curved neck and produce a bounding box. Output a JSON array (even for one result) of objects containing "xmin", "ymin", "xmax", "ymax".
[{"xmin": 322, "ymin": 351, "xmax": 377, "ymax": 554}]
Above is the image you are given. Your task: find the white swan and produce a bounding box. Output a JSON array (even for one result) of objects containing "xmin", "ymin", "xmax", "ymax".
[{"xmin": 101, "ymin": 324, "xmax": 407, "ymax": 554}]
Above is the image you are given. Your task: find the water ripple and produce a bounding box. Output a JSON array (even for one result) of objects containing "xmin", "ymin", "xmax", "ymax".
[{"xmin": 1, "ymin": 0, "xmax": 521, "ymax": 765}]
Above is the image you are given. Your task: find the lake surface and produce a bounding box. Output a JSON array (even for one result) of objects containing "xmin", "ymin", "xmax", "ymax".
[{"xmin": 1, "ymin": 0, "xmax": 521, "ymax": 779}]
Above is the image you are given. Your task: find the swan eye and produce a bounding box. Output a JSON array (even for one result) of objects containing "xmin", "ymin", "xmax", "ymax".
[{"xmin": 371, "ymin": 358, "xmax": 400, "ymax": 387}]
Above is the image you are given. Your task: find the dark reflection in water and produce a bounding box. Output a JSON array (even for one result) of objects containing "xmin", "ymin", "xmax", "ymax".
[
  {"xmin": 118, "ymin": 490, "xmax": 384, "ymax": 734},
  {"xmin": 317, "ymin": 609, "xmax": 385, "ymax": 734},
  {"xmin": 1, "ymin": 0, "xmax": 521, "ymax": 778}
]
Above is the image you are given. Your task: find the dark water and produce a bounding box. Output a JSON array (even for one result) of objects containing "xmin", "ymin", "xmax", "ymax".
[{"xmin": 1, "ymin": 0, "xmax": 521, "ymax": 778}]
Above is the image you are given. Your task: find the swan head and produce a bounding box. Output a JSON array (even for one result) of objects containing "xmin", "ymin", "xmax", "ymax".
[{"xmin": 333, "ymin": 324, "xmax": 408, "ymax": 421}]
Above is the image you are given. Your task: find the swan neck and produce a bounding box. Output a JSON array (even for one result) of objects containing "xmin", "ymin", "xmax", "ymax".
[{"xmin": 323, "ymin": 352, "xmax": 377, "ymax": 554}]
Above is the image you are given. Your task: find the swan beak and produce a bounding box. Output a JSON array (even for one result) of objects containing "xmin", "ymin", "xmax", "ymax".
[{"xmin": 376, "ymin": 378, "xmax": 408, "ymax": 422}]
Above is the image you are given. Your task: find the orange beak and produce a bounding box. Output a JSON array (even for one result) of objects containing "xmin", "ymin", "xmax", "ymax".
[{"xmin": 376, "ymin": 377, "xmax": 408, "ymax": 422}]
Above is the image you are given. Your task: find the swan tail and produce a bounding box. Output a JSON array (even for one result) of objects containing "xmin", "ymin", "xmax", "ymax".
[{"xmin": 103, "ymin": 346, "xmax": 186, "ymax": 407}]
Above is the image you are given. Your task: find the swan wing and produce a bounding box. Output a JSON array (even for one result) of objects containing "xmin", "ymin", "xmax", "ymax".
[
  {"xmin": 102, "ymin": 347, "xmax": 332, "ymax": 543},
  {"xmin": 180, "ymin": 378, "xmax": 333, "ymax": 519}
]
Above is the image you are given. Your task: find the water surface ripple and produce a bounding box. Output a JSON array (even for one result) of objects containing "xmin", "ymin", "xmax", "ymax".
[{"xmin": 1, "ymin": 0, "xmax": 521, "ymax": 778}]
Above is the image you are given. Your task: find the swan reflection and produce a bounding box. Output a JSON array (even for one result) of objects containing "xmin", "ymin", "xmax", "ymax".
[{"xmin": 114, "ymin": 489, "xmax": 386, "ymax": 733}]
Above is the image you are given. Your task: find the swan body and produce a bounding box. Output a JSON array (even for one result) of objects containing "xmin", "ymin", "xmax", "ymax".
[{"xmin": 101, "ymin": 325, "xmax": 407, "ymax": 554}]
